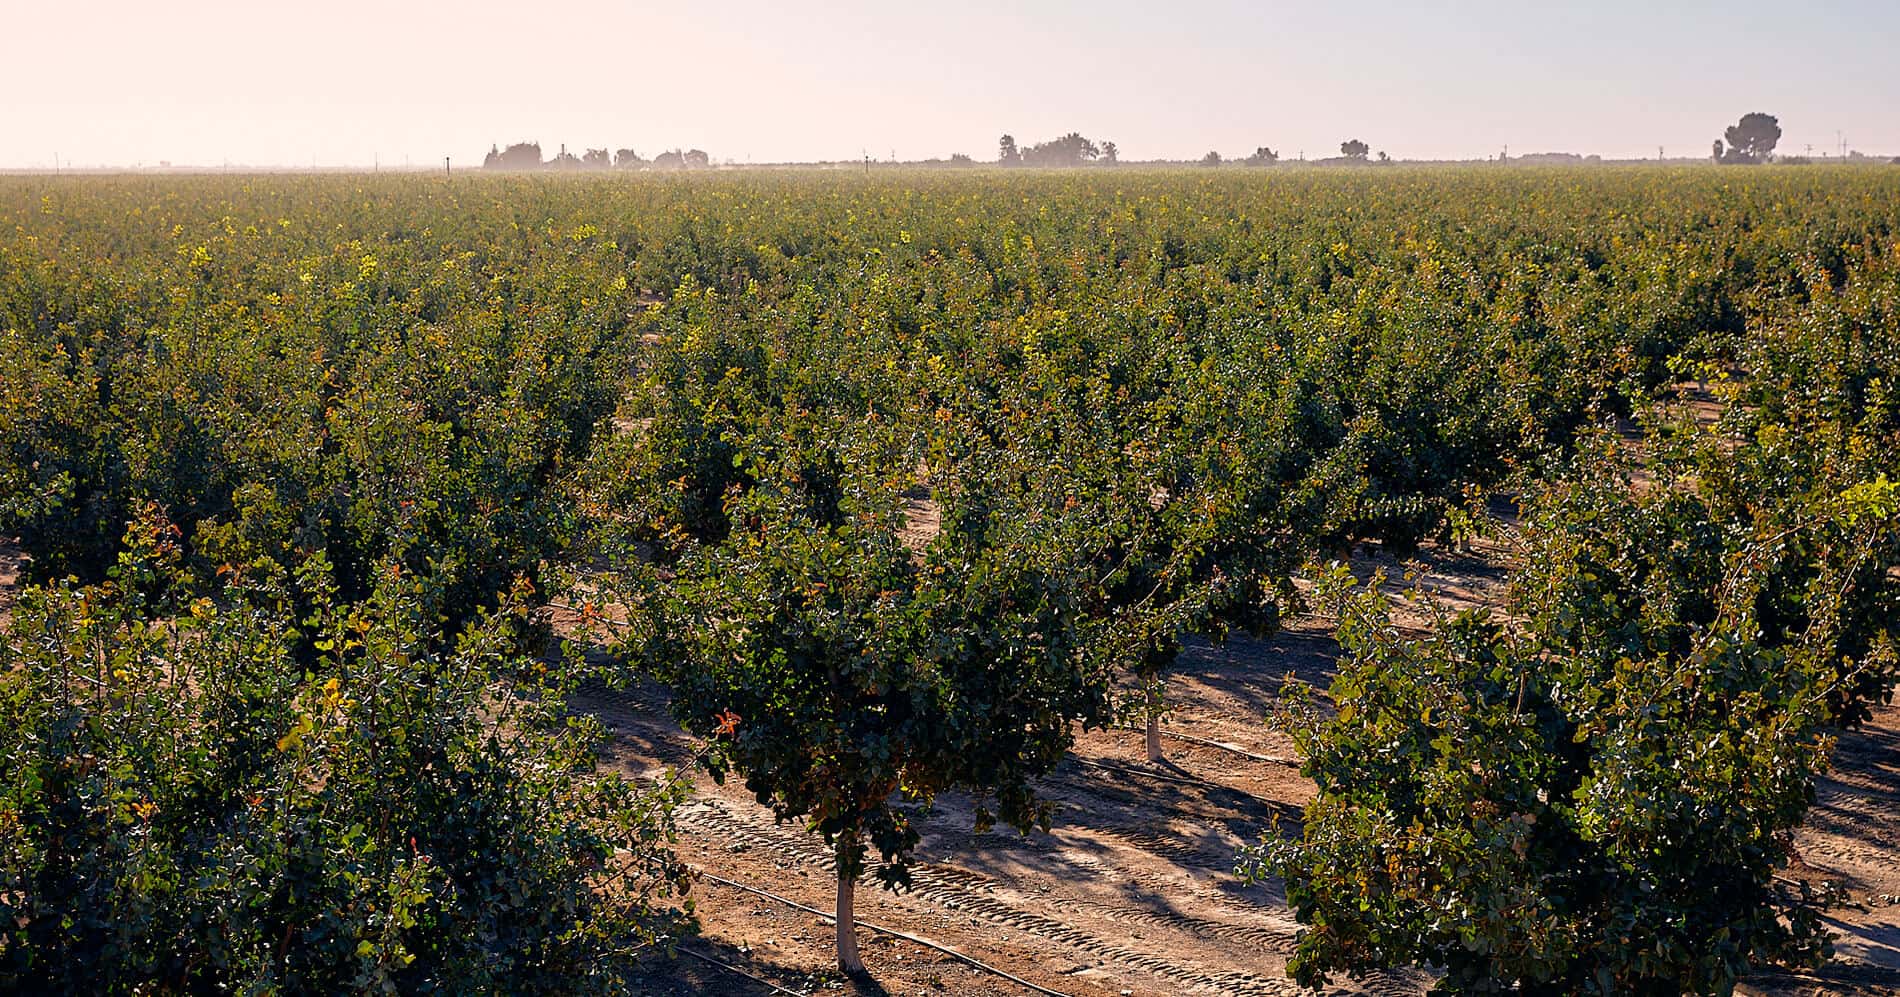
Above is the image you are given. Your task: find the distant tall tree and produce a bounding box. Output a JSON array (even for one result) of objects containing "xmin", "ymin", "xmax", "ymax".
[
  {"xmin": 1340, "ymin": 139, "xmax": 1370, "ymax": 160},
  {"xmin": 1377, "ymin": 150, "xmax": 1391, "ymax": 164},
  {"xmin": 683, "ymin": 149, "xmax": 711, "ymax": 169},
  {"xmin": 1245, "ymin": 146, "xmax": 1279, "ymax": 166},
  {"xmin": 582, "ymin": 148, "xmax": 610, "ymax": 169},
  {"xmin": 998, "ymin": 134, "xmax": 1022, "ymax": 166},
  {"xmin": 1101, "ymin": 140, "xmax": 1119, "ymax": 165},
  {"xmin": 1712, "ymin": 139, "xmax": 1727, "ymax": 163},
  {"xmin": 549, "ymin": 145, "xmax": 582, "ymax": 170},
  {"xmin": 1201, "ymin": 150, "xmax": 1223, "ymax": 167},
  {"xmin": 614, "ymin": 148, "xmax": 645, "ymax": 169},
  {"xmin": 948, "ymin": 153, "xmax": 974, "ymax": 166},
  {"xmin": 482, "ymin": 144, "xmax": 501, "ymax": 169},
  {"xmin": 1717, "ymin": 113, "xmax": 1782, "ymax": 164},
  {"xmin": 652, "ymin": 149, "xmax": 685, "ymax": 170}
]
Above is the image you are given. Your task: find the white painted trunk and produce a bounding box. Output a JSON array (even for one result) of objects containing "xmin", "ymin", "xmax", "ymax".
[
  {"xmin": 836, "ymin": 848, "xmax": 863, "ymax": 973},
  {"xmin": 1146, "ymin": 687, "xmax": 1165, "ymax": 763}
]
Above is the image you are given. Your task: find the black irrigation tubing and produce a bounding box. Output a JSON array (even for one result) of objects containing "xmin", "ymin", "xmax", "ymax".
[
  {"xmin": 677, "ymin": 945, "xmax": 808, "ymax": 996},
  {"xmin": 1116, "ymin": 724, "xmax": 1299, "ymax": 765},
  {"xmin": 691, "ymin": 867, "xmax": 1075, "ymax": 997}
]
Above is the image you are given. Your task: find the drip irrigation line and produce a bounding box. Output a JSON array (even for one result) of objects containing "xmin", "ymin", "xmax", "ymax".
[
  {"xmin": 678, "ymin": 945, "xmax": 808, "ymax": 996},
  {"xmin": 1117, "ymin": 724, "xmax": 1298, "ymax": 765},
  {"xmin": 692, "ymin": 867, "xmax": 1075, "ymax": 997}
]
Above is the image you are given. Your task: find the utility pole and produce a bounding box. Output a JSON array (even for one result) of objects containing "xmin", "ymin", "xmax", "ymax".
[
  {"xmin": 444, "ymin": 157, "xmax": 451, "ymax": 177},
  {"xmin": 53, "ymin": 152, "xmax": 59, "ymax": 175}
]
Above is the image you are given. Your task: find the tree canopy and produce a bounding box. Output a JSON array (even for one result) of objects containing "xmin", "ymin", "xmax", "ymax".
[
  {"xmin": 1716, "ymin": 112, "xmax": 1782, "ymax": 164},
  {"xmin": 613, "ymin": 417, "xmax": 1118, "ymax": 972}
]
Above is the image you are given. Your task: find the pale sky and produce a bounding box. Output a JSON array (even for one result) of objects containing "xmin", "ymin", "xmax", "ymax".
[{"xmin": 5, "ymin": 0, "xmax": 1896, "ymax": 169}]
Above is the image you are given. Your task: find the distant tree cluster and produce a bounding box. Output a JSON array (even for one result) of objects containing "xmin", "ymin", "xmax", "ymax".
[
  {"xmin": 997, "ymin": 131, "xmax": 1115, "ymax": 167},
  {"xmin": 487, "ymin": 142, "xmax": 544, "ymax": 170},
  {"xmin": 651, "ymin": 149, "xmax": 712, "ymax": 170},
  {"xmin": 481, "ymin": 142, "xmax": 712, "ymax": 171},
  {"xmin": 1189, "ymin": 146, "xmax": 1279, "ymax": 168},
  {"xmin": 1511, "ymin": 152, "xmax": 1600, "ymax": 165},
  {"xmin": 999, "ymin": 133, "xmax": 1292, "ymax": 168},
  {"xmin": 1713, "ymin": 113, "xmax": 1781, "ymax": 164}
]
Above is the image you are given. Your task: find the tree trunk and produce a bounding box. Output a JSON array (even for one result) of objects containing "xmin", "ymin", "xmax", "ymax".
[
  {"xmin": 835, "ymin": 837, "xmax": 864, "ymax": 974},
  {"xmin": 1146, "ymin": 685, "xmax": 1165, "ymax": 763}
]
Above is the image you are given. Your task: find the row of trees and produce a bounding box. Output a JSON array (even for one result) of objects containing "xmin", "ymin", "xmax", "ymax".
[
  {"xmin": 0, "ymin": 169, "xmax": 1895, "ymax": 992},
  {"xmin": 482, "ymin": 142, "xmax": 712, "ymax": 171},
  {"xmin": 997, "ymin": 116, "xmax": 1819, "ymax": 168},
  {"xmin": 478, "ymin": 112, "xmax": 1795, "ymax": 172},
  {"xmin": 1250, "ymin": 249, "xmax": 1900, "ymax": 990},
  {"xmin": 0, "ymin": 174, "xmax": 703, "ymax": 990},
  {"xmin": 997, "ymin": 135, "xmax": 1385, "ymax": 167},
  {"xmin": 572, "ymin": 173, "xmax": 1900, "ymax": 982}
]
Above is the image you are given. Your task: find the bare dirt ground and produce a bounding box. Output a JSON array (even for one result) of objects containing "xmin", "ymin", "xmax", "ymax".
[
  {"xmin": 1760, "ymin": 701, "xmax": 1900, "ymax": 996},
  {"xmin": 574, "ymin": 540, "xmax": 1900, "ymax": 996}
]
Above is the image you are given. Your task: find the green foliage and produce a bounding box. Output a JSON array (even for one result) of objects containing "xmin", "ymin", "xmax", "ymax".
[
  {"xmin": 8, "ymin": 166, "xmax": 1893, "ymax": 595},
  {"xmin": 613, "ymin": 416, "xmax": 1115, "ymax": 890},
  {"xmin": 4, "ymin": 167, "xmax": 1900, "ymax": 989},
  {"xmin": 1244, "ymin": 424, "xmax": 1900, "ymax": 994},
  {"xmin": 0, "ymin": 508, "xmax": 695, "ymax": 994},
  {"xmin": 0, "ymin": 181, "xmax": 637, "ymax": 631}
]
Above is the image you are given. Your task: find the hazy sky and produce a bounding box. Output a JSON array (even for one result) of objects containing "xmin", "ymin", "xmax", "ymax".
[{"xmin": 6, "ymin": 0, "xmax": 1896, "ymax": 168}]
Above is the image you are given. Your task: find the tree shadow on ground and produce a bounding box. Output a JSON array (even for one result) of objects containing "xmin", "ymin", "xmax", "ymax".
[
  {"xmin": 1745, "ymin": 957, "xmax": 1900, "ymax": 997},
  {"xmin": 631, "ymin": 935, "xmax": 912, "ymax": 996}
]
